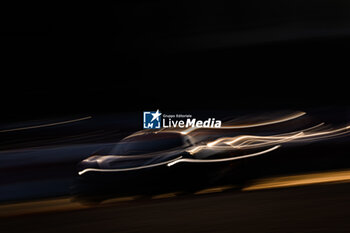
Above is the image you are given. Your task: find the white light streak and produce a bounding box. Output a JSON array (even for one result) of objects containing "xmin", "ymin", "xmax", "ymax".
[
  {"xmin": 181, "ymin": 111, "xmax": 306, "ymax": 134},
  {"xmin": 0, "ymin": 116, "xmax": 92, "ymax": 133},
  {"xmin": 167, "ymin": 145, "xmax": 280, "ymax": 166},
  {"xmin": 187, "ymin": 123, "xmax": 350, "ymax": 154},
  {"xmin": 78, "ymin": 156, "xmax": 183, "ymax": 175}
]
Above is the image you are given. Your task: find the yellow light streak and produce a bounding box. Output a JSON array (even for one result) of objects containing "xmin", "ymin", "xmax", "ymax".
[{"xmin": 243, "ymin": 169, "xmax": 350, "ymax": 191}]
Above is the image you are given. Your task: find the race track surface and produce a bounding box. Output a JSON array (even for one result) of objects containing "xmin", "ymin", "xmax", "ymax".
[{"xmin": 2, "ymin": 180, "xmax": 350, "ymax": 233}]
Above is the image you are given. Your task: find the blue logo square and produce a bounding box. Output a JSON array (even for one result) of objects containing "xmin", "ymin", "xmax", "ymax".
[{"xmin": 143, "ymin": 110, "xmax": 162, "ymax": 129}]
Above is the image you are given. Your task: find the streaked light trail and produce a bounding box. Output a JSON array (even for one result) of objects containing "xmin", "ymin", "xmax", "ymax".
[
  {"xmin": 167, "ymin": 145, "xmax": 280, "ymax": 166},
  {"xmin": 78, "ymin": 156, "xmax": 183, "ymax": 175},
  {"xmin": 181, "ymin": 111, "xmax": 306, "ymax": 134},
  {"xmin": 0, "ymin": 116, "xmax": 92, "ymax": 133},
  {"xmin": 187, "ymin": 124, "xmax": 350, "ymax": 154}
]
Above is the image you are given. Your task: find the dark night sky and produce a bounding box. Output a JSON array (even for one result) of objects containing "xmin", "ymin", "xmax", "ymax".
[{"xmin": 0, "ymin": 2, "xmax": 349, "ymax": 122}]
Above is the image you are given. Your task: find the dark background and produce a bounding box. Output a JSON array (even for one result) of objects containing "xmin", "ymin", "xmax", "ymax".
[
  {"xmin": 1, "ymin": 4, "xmax": 350, "ymax": 232},
  {"xmin": 0, "ymin": 1, "xmax": 349, "ymax": 123}
]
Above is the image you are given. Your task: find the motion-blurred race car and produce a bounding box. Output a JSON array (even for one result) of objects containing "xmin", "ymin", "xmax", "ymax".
[{"xmin": 74, "ymin": 129, "xmax": 271, "ymax": 201}]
